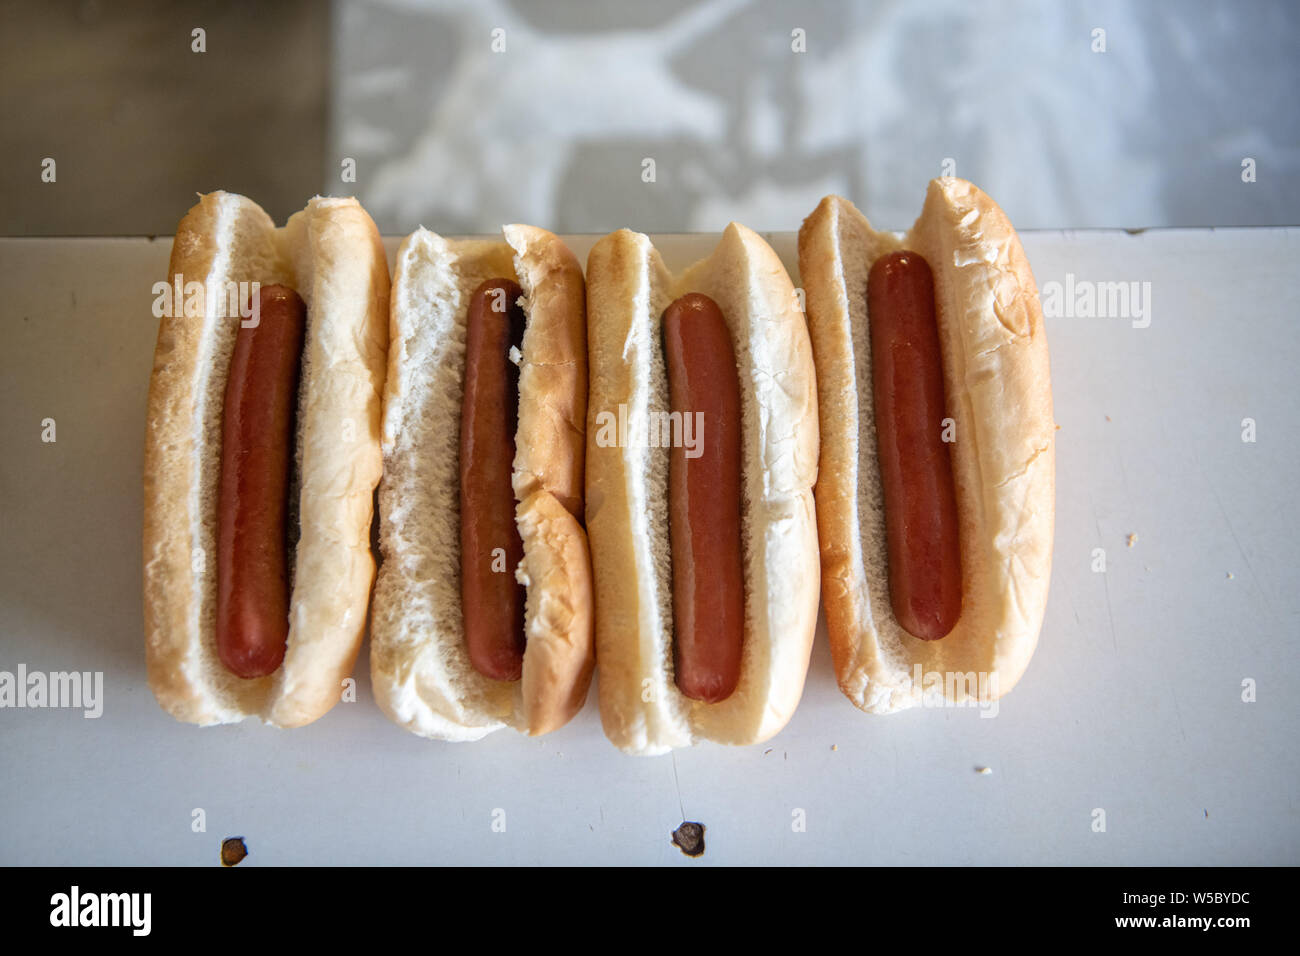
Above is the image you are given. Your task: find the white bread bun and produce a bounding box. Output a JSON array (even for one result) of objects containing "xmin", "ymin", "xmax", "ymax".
[
  {"xmin": 585, "ymin": 224, "xmax": 820, "ymax": 755},
  {"xmin": 369, "ymin": 225, "xmax": 594, "ymax": 739},
  {"xmin": 143, "ymin": 191, "xmax": 390, "ymax": 727},
  {"xmin": 797, "ymin": 179, "xmax": 1055, "ymax": 714}
]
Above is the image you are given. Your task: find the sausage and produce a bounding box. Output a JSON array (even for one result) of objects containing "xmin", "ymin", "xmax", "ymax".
[
  {"xmin": 662, "ymin": 292, "xmax": 745, "ymax": 703},
  {"xmin": 867, "ymin": 251, "xmax": 963, "ymax": 640},
  {"xmin": 460, "ymin": 278, "xmax": 528, "ymax": 681},
  {"xmin": 216, "ymin": 284, "xmax": 307, "ymax": 678}
]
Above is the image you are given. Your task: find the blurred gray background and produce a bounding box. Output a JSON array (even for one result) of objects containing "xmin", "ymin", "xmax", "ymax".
[{"xmin": 2, "ymin": 0, "xmax": 1297, "ymax": 235}]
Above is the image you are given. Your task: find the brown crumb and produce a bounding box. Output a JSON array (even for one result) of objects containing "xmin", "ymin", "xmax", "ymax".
[
  {"xmin": 1105, "ymin": 415, "xmax": 1112, "ymax": 422},
  {"xmin": 1226, "ymin": 572, "xmax": 1234, "ymax": 580},
  {"xmin": 671, "ymin": 821, "xmax": 706, "ymax": 857},
  {"xmin": 221, "ymin": 837, "xmax": 248, "ymax": 867},
  {"xmin": 1126, "ymin": 533, "xmax": 1138, "ymax": 548},
  {"xmin": 976, "ymin": 766, "xmax": 993, "ymax": 775},
  {"xmin": 831, "ymin": 744, "xmax": 838, "ymax": 751}
]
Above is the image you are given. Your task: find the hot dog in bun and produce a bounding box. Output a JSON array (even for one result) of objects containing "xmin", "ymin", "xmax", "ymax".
[
  {"xmin": 368, "ymin": 225, "xmax": 594, "ymax": 739},
  {"xmin": 797, "ymin": 178, "xmax": 1054, "ymax": 713},
  {"xmin": 585, "ymin": 224, "xmax": 820, "ymax": 755},
  {"xmin": 143, "ymin": 191, "xmax": 390, "ymax": 727}
]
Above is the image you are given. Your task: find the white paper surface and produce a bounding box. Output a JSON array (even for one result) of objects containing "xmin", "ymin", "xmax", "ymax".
[{"xmin": 0, "ymin": 228, "xmax": 1296, "ymax": 865}]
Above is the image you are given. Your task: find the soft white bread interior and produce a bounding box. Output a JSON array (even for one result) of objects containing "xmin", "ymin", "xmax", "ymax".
[
  {"xmin": 369, "ymin": 226, "xmax": 593, "ymax": 740},
  {"xmin": 797, "ymin": 179, "xmax": 1055, "ymax": 714},
  {"xmin": 143, "ymin": 191, "xmax": 390, "ymax": 727},
  {"xmin": 585, "ymin": 224, "xmax": 820, "ymax": 755}
]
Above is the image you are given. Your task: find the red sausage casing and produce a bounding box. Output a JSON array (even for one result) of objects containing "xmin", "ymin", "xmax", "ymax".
[
  {"xmin": 663, "ymin": 292, "xmax": 745, "ymax": 702},
  {"xmin": 867, "ymin": 251, "xmax": 962, "ymax": 641},
  {"xmin": 460, "ymin": 279, "xmax": 528, "ymax": 681},
  {"xmin": 216, "ymin": 284, "xmax": 307, "ymax": 678}
]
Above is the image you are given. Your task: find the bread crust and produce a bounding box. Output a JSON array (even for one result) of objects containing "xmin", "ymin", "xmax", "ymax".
[
  {"xmin": 272, "ymin": 198, "xmax": 390, "ymax": 727},
  {"xmin": 517, "ymin": 489, "xmax": 595, "ymax": 735},
  {"xmin": 585, "ymin": 224, "xmax": 820, "ymax": 755},
  {"xmin": 143, "ymin": 192, "xmax": 389, "ymax": 727},
  {"xmin": 797, "ymin": 179, "xmax": 1054, "ymax": 713},
  {"xmin": 505, "ymin": 223, "xmax": 587, "ymax": 518},
  {"xmin": 369, "ymin": 226, "xmax": 594, "ymax": 739}
]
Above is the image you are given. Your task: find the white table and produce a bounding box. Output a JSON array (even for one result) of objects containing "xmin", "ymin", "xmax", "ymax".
[{"xmin": 1, "ymin": 228, "xmax": 1295, "ymax": 864}]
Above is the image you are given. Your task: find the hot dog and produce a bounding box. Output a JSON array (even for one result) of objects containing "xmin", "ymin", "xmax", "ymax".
[
  {"xmin": 662, "ymin": 292, "xmax": 745, "ymax": 703},
  {"xmin": 369, "ymin": 226, "xmax": 594, "ymax": 740},
  {"xmin": 797, "ymin": 178, "xmax": 1055, "ymax": 713},
  {"xmin": 143, "ymin": 191, "xmax": 389, "ymax": 727},
  {"xmin": 459, "ymin": 279, "xmax": 528, "ymax": 682},
  {"xmin": 866, "ymin": 252, "xmax": 962, "ymax": 641},
  {"xmin": 585, "ymin": 224, "xmax": 820, "ymax": 755},
  {"xmin": 216, "ymin": 284, "xmax": 306, "ymax": 678}
]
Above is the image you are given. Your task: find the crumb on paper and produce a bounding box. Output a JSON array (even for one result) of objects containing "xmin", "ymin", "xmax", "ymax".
[
  {"xmin": 221, "ymin": 837, "xmax": 248, "ymax": 867},
  {"xmin": 831, "ymin": 744, "xmax": 838, "ymax": 752},
  {"xmin": 671, "ymin": 821, "xmax": 706, "ymax": 857},
  {"xmin": 1105, "ymin": 415, "xmax": 1112, "ymax": 422},
  {"xmin": 763, "ymin": 749, "xmax": 773, "ymax": 755},
  {"xmin": 1126, "ymin": 533, "xmax": 1138, "ymax": 548},
  {"xmin": 1204, "ymin": 809, "xmax": 1210, "ymax": 818},
  {"xmin": 1226, "ymin": 572, "xmax": 1234, "ymax": 580},
  {"xmin": 976, "ymin": 766, "xmax": 993, "ymax": 775}
]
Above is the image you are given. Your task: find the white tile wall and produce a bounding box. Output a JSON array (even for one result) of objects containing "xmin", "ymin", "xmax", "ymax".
[{"xmin": 332, "ymin": 0, "xmax": 1300, "ymax": 234}]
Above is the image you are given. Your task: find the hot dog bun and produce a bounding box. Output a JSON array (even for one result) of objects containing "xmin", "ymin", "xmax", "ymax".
[
  {"xmin": 143, "ymin": 191, "xmax": 390, "ymax": 727},
  {"xmin": 797, "ymin": 178, "xmax": 1055, "ymax": 713},
  {"xmin": 369, "ymin": 225, "xmax": 594, "ymax": 739},
  {"xmin": 585, "ymin": 224, "xmax": 820, "ymax": 755}
]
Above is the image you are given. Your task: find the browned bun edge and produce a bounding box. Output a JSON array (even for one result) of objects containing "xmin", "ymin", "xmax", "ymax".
[
  {"xmin": 797, "ymin": 179, "xmax": 1054, "ymax": 714},
  {"xmin": 142, "ymin": 192, "xmax": 389, "ymax": 727},
  {"xmin": 369, "ymin": 226, "xmax": 593, "ymax": 739}
]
